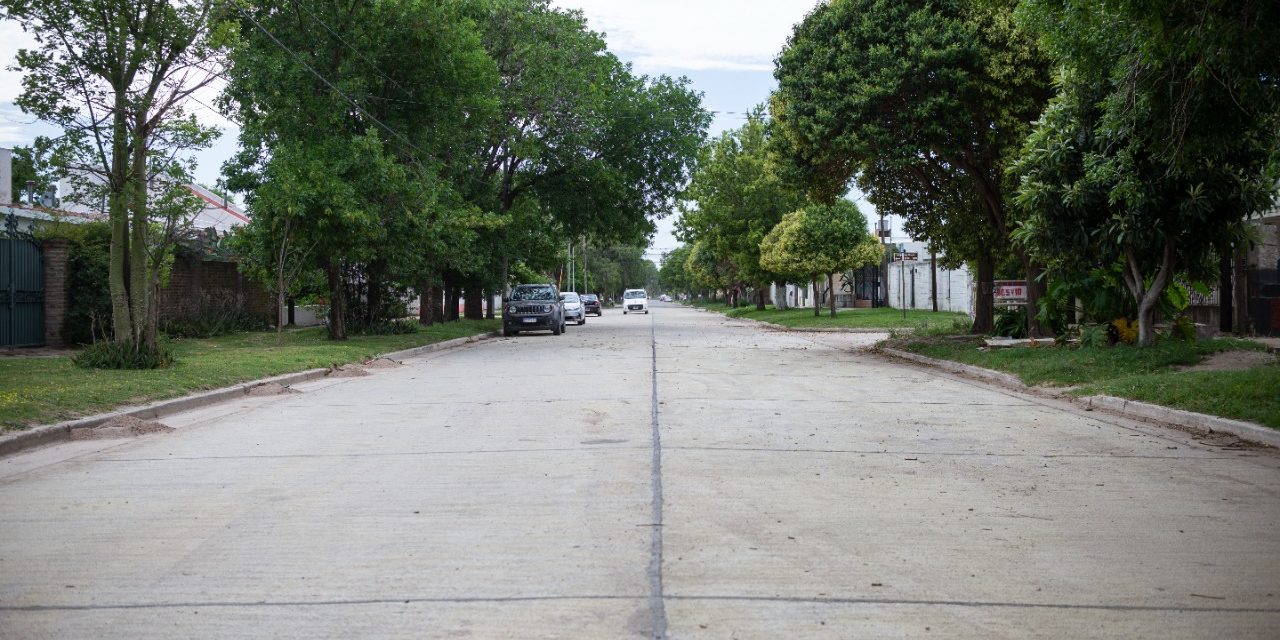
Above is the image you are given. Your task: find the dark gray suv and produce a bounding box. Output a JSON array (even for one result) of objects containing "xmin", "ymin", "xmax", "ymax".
[{"xmin": 503, "ymin": 284, "xmax": 565, "ymax": 336}]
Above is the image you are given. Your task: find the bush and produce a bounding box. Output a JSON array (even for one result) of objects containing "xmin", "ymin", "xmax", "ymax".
[
  {"xmin": 349, "ymin": 318, "xmax": 419, "ymax": 336},
  {"xmin": 992, "ymin": 307, "xmax": 1028, "ymax": 338},
  {"xmin": 47, "ymin": 222, "xmax": 113, "ymax": 346},
  {"xmin": 73, "ymin": 339, "xmax": 175, "ymax": 370},
  {"xmin": 160, "ymin": 308, "xmax": 268, "ymax": 339},
  {"xmin": 1078, "ymin": 323, "xmax": 1109, "ymax": 348}
]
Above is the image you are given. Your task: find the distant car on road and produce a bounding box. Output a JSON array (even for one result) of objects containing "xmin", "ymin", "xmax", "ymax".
[
  {"xmin": 503, "ymin": 284, "xmax": 565, "ymax": 336},
  {"xmin": 561, "ymin": 292, "xmax": 586, "ymax": 325},
  {"xmin": 581, "ymin": 293, "xmax": 602, "ymax": 316},
  {"xmin": 622, "ymin": 288, "xmax": 649, "ymax": 314},
  {"xmin": 659, "ymin": 294, "xmax": 672, "ymax": 302}
]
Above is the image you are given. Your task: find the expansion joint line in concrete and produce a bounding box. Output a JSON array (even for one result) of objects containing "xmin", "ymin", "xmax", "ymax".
[{"xmin": 647, "ymin": 313, "xmax": 668, "ymax": 639}]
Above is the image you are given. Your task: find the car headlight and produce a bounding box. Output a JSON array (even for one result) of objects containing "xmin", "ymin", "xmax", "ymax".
[
  {"xmin": 543, "ymin": 304, "xmax": 553, "ymax": 313},
  {"xmin": 507, "ymin": 306, "xmax": 516, "ymax": 315}
]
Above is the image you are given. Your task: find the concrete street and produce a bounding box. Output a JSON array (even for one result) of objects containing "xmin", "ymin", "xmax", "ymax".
[{"xmin": 2, "ymin": 303, "xmax": 1279, "ymax": 638}]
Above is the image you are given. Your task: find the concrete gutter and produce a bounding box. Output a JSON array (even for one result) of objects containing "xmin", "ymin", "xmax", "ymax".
[
  {"xmin": 0, "ymin": 330, "xmax": 501, "ymax": 459},
  {"xmin": 881, "ymin": 347, "xmax": 1026, "ymax": 388},
  {"xmin": 879, "ymin": 346, "xmax": 1278, "ymax": 448}
]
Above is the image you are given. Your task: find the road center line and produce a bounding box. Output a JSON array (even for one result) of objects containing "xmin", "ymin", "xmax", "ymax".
[{"xmin": 647, "ymin": 311, "xmax": 668, "ymax": 639}]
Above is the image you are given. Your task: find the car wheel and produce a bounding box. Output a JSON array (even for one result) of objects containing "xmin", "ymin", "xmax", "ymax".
[
  {"xmin": 552, "ymin": 321, "xmax": 562, "ymax": 336},
  {"xmin": 579, "ymin": 317, "xmax": 586, "ymax": 325},
  {"xmin": 503, "ymin": 327, "xmax": 514, "ymax": 337},
  {"xmin": 645, "ymin": 310, "xmax": 649, "ymax": 314}
]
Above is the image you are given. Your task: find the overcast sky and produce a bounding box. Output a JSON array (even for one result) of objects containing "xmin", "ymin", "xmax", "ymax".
[{"xmin": 1, "ymin": 1, "xmax": 885, "ymax": 265}]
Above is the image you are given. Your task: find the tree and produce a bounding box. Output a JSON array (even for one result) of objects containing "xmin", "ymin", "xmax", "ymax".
[
  {"xmin": 772, "ymin": 0, "xmax": 1052, "ymax": 334},
  {"xmin": 5, "ymin": 0, "xmax": 225, "ymax": 357},
  {"xmin": 678, "ymin": 109, "xmax": 805, "ymax": 310},
  {"xmin": 658, "ymin": 244, "xmax": 695, "ymax": 298},
  {"xmin": 760, "ymin": 199, "xmax": 884, "ymax": 318},
  {"xmin": 1012, "ymin": 0, "xmax": 1280, "ymax": 345},
  {"xmin": 463, "ymin": 0, "xmax": 708, "ymax": 295},
  {"xmin": 8, "ymin": 140, "xmax": 58, "ymax": 204},
  {"xmin": 223, "ymin": 0, "xmax": 499, "ymax": 339}
]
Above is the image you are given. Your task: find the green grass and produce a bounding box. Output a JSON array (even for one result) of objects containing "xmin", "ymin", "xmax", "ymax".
[
  {"xmin": 689, "ymin": 301, "xmax": 970, "ymax": 330},
  {"xmin": 0, "ymin": 320, "xmax": 499, "ymax": 431},
  {"xmin": 893, "ymin": 335, "xmax": 1280, "ymax": 428}
]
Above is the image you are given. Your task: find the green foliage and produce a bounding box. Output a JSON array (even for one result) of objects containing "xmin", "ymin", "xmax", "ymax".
[
  {"xmin": 348, "ymin": 318, "xmax": 420, "ymax": 336},
  {"xmin": 759, "ymin": 199, "xmax": 883, "ymax": 279},
  {"xmin": 992, "ymin": 307, "xmax": 1029, "ymax": 339},
  {"xmin": 1078, "ymin": 324, "xmax": 1108, "ymax": 349},
  {"xmin": 160, "ymin": 309, "xmax": 268, "ymax": 340},
  {"xmin": 678, "ymin": 110, "xmax": 804, "ymax": 292},
  {"xmin": 34, "ymin": 222, "xmax": 114, "ymax": 346},
  {"xmin": 7, "ymin": 139, "xmax": 58, "ymax": 204},
  {"xmin": 73, "ymin": 338, "xmax": 175, "ymax": 370},
  {"xmin": 1012, "ymin": 0, "xmax": 1280, "ymax": 345}
]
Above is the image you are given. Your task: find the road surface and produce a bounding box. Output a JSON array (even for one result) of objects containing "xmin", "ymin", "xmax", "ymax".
[{"xmin": 2, "ymin": 303, "xmax": 1279, "ymax": 638}]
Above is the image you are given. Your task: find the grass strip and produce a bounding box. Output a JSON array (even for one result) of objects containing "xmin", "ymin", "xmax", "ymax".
[
  {"xmin": 0, "ymin": 320, "xmax": 499, "ymax": 431},
  {"xmin": 687, "ymin": 301, "xmax": 971, "ymax": 330},
  {"xmin": 894, "ymin": 335, "xmax": 1279, "ymax": 429}
]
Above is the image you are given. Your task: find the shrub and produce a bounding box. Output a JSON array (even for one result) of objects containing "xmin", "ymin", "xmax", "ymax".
[
  {"xmin": 349, "ymin": 318, "xmax": 419, "ymax": 335},
  {"xmin": 1078, "ymin": 323, "xmax": 1109, "ymax": 349},
  {"xmin": 992, "ymin": 307, "xmax": 1028, "ymax": 338},
  {"xmin": 160, "ymin": 308, "xmax": 268, "ymax": 339},
  {"xmin": 47, "ymin": 222, "xmax": 113, "ymax": 346},
  {"xmin": 73, "ymin": 339, "xmax": 175, "ymax": 370}
]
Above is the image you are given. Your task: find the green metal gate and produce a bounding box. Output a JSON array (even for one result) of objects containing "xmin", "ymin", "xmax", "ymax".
[{"xmin": 1, "ymin": 215, "xmax": 44, "ymax": 348}]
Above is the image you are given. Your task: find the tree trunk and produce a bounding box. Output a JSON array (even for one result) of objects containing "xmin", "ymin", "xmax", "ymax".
[
  {"xmin": 1218, "ymin": 250, "xmax": 1233, "ymax": 334},
  {"xmin": 1020, "ymin": 253, "xmax": 1053, "ymax": 338},
  {"xmin": 325, "ymin": 261, "xmax": 347, "ymax": 341},
  {"xmin": 930, "ymin": 249, "xmax": 938, "ymax": 312},
  {"xmin": 128, "ymin": 126, "xmax": 152, "ymax": 349},
  {"xmin": 418, "ymin": 282, "xmax": 433, "ymax": 325},
  {"xmin": 1122, "ymin": 241, "xmax": 1176, "ymax": 347},
  {"xmin": 287, "ymin": 297, "xmax": 296, "ymax": 326},
  {"xmin": 972, "ymin": 253, "xmax": 995, "ymax": 334},
  {"xmin": 485, "ymin": 287, "xmax": 495, "ymax": 320},
  {"xmin": 828, "ymin": 273, "xmax": 837, "ymax": 318},
  {"xmin": 430, "ymin": 286, "xmax": 446, "ymax": 324},
  {"xmin": 445, "ymin": 284, "xmax": 460, "ymax": 322},
  {"xmin": 755, "ymin": 286, "xmax": 767, "ymax": 311},
  {"xmin": 464, "ymin": 287, "xmax": 483, "ymax": 320},
  {"xmin": 107, "ymin": 96, "xmax": 132, "ymax": 344},
  {"xmin": 774, "ymin": 280, "xmax": 788, "ymax": 310},
  {"xmin": 812, "ymin": 277, "xmax": 820, "ymax": 317}
]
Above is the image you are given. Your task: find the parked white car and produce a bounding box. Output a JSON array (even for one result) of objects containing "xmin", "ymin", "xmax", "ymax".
[
  {"xmin": 622, "ymin": 289, "xmax": 649, "ymax": 314},
  {"xmin": 560, "ymin": 292, "xmax": 586, "ymax": 325}
]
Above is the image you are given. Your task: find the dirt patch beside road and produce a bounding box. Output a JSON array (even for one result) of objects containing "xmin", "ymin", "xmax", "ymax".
[{"xmin": 70, "ymin": 416, "xmax": 174, "ymax": 440}]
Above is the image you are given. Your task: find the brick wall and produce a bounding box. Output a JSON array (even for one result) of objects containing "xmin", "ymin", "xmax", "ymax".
[
  {"xmin": 158, "ymin": 256, "xmax": 273, "ymax": 322},
  {"xmin": 41, "ymin": 238, "xmax": 69, "ymax": 348}
]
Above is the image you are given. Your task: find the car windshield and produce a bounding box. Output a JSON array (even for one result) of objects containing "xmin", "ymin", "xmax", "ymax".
[
  {"xmin": 581, "ymin": 295, "xmax": 597, "ymax": 302},
  {"xmin": 511, "ymin": 287, "xmax": 556, "ymax": 301},
  {"xmin": 561, "ymin": 293, "xmax": 580, "ymax": 303},
  {"xmin": 624, "ymin": 290, "xmax": 646, "ymax": 299}
]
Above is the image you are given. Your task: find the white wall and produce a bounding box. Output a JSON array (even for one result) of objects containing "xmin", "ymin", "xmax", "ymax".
[{"xmin": 884, "ymin": 257, "xmax": 974, "ymax": 316}]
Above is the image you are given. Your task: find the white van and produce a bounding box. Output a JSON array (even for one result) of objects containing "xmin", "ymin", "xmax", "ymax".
[{"xmin": 622, "ymin": 288, "xmax": 649, "ymax": 314}]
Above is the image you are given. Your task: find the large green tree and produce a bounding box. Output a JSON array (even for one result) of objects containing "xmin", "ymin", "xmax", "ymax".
[
  {"xmin": 223, "ymin": 0, "xmax": 498, "ymax": 339},
  {"xmin": 760, "ymin": 199, "xmax": 884, "ymax": 317},
  {"xmin": 1012, "ymin": 0, "xmax": 1280, "ymax": 345},
  {"xmin": 463, "ymin": 0, "xmax": 708, "ymax": 295},
  {"xmin": 678, "ymin": 110, "xmax": 806, "ymax": 309},
  {"xmin": 772, "ymin": 0, "xmax": 1052, "ymax": 334},
  {"xmin": 5, "ymin": 0, "xmax": 224, "ymax": 357}
]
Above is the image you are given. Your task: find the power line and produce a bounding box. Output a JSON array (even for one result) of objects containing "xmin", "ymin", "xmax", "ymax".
[{"xmin": 229, "ymin": 2, "xmax": 430, "ymax": 163}]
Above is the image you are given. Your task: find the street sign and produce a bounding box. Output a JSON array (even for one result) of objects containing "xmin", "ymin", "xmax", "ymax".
[
  {"xmin": 994, "ymin": 280, "xmax": 1027, "ymax": 305},
  {"xmin": 893, "ymin": 252, "xmax": 918, "ymax": 261}
]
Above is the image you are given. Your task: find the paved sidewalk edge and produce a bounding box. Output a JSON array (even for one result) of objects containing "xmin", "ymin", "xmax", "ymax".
[
  {"xmin": 879, "ymin": 346, "xmax": 1278, "ymax": 448},
  {"xmin": 0, "ymin": 330, "xmax": 501, "ymax": 459}
]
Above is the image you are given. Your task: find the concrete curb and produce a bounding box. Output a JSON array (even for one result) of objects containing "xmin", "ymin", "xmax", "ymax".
[
  {"xmin": 1081, "ymin": 395, "xmax": 1280, "ymax": 448},
  {"xmin": 880, "ymin": 347, "xmax": 1026, "ymax": 388},
  {"xmin": 879, "ymin": 347, "xmax": 1279, "ymax": 448},
  {"xmin": 0, "ymin": 330, "xmax": 501, "ymax": 459}
]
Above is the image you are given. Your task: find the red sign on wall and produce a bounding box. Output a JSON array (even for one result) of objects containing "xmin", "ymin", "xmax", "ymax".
[{"xmin": 994, "ymin": 280, "xmax": 1027, "ymax": 305}]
